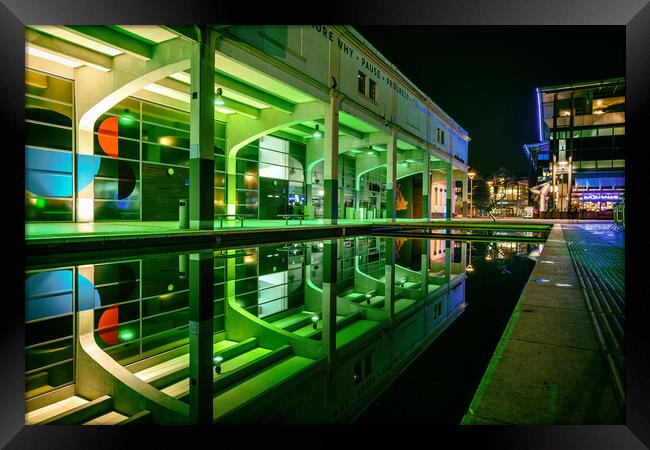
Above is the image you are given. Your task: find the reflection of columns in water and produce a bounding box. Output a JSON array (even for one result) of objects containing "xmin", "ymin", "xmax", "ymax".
[
  {"xmin": 445, "ymin": 240, "xmax": 452, "ymax": 283},
  {"xmin": 321, "ymin": 240, "xmax": 337, "ymax": 366},
  {"xmin": 461, "ymin": 242, "xmax": 467, "ymax": 270},
  {"xmin": 188, "ymin": 251, "xmax": 214, "ymax": 424},
  {"xmin": 422, "ymin": 152, "xmax": 431, "ymax": 221},
  {"xmin": 421, "ymin": 240, "xmax": 430, "ymax": 299},
  {"xmin": 384, "ymin": 237, "xmax": 395, "ymax": 321},
  {"xmin": 75, "ymin": 264, "xmax": 95, "ymax": 395}
]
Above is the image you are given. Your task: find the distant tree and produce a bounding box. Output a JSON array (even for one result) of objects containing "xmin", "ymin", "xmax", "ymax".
[
  {"xmin": 474, "ymin": 176, "xmax": 512, "ymax": 221},
  {"xmin": 473, "ymin": 180, "xmax": 490, "ymax": 207}
]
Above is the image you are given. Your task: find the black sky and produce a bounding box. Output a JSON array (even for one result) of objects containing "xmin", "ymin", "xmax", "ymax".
[{"xmin": 354, "ymin": 26, "xmax": 625, "ymax": 176}]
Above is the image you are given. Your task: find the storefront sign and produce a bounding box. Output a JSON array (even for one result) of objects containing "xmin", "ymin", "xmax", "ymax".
[{"xmin": 581, "ymin": 192, "xmax": 621, "ymax": 202}]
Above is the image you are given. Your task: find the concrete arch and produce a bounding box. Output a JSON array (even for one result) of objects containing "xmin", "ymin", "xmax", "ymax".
[
  {"xmin": 226, "ymin": 101, "xmax": 326, "ymax": 158},
  {"xmin": 76, "ymin": 38, "xmax": 193, "ymax": 154},
  {"xmin": 74, "ymin": 37, "xmax": 194, "ymax": 222},
  {"xmin": 224, "ymin": 101, "xmax": 325, "ymax": 214}
]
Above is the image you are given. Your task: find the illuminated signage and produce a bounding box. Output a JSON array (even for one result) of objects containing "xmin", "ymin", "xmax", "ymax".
[{"xmin": 581, "ymin": 192, "xmax": 621, "ymax": 202}]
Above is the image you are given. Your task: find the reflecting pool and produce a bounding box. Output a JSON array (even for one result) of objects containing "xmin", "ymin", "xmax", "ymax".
[{"xmin": 25, "ymin": 235, "xmax": 542, "ymax": 424}]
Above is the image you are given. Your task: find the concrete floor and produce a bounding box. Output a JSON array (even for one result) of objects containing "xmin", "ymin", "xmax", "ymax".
[{"xmin": 462, "ymin": 223, "xmax": 624, "ymax": 424}]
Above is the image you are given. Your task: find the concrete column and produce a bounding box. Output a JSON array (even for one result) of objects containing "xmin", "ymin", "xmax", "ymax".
[
  {"xmin": 551, "ymin": 154, "xmax": 557, "ymax": 211},
  {"xmin": 422, "ymin": 150, "xmax": 431, "ymax": 221},
  {"xmin": 568, "ymin": 156, "xmax": 573, "ymax": 214},
  {"xmin": 322, "ymin": 240, "xmax": 338, "ymax": 366},
  {"xmin": 188, "ymin": 251, "xmax": 214, "ymax": 424},
  {"xmin": 323, "ymin": 93, "xmax": 340, "ymax": 225},
  {"xmin": 445, "ymin": 161, "xmax": 453, "ymax": 220},
  {"xmin": 190, "ymin": 27, "xmax": 216, "ymax": 230},
  {"xmin": 305, "ymin": 181, "xmax": 313, "ymax": 217},
  {"xmin": 386, "ymin": 128, "xmax": 398, "ymax": 222},
  {"xmin": 462, "ymin": 173, "xmax": 469, "ymax": 217},
  {"xmin": 384, "ymin": 237, "xmax": 395, "ymax": 321}
]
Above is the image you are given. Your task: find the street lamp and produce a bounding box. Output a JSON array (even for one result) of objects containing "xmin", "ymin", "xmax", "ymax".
[{"xmin": 468, "ymin": 170, "xmax": 476, "ymax": 219}]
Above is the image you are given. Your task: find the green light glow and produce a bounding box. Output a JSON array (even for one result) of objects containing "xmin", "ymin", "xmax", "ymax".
[
  {"xmin": 119, "ymin": 115, "xmax": 134, "ymax": 124},
  {"xmin": 119, "ymin": 329, "xmax": 135, "ymax": 341},
  {"xmin": 167, "ymin": 168, "xmax": 175, "ymax": 176},
  {"xmin": 214, "ymin": 356, "xmax": 223, "ymax": 364},
  {"xmin": 167, "ymin": 283, "xmax": 174, "ymax": 291},
  {"xmin": 35, "ymin": 198, "xmax": 46, "ymax": 208},
  {"xmin": 214, "ymin": 98, "xmax": 225, "ymax": 106},
  {"xmin": 311, "ymin": 315, "xmax": 319, "ymax": 322}
]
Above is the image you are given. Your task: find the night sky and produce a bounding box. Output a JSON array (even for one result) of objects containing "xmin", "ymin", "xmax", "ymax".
[{"xmin": 354, "ymin": 26, "xmax": 625, "ymax": 177}]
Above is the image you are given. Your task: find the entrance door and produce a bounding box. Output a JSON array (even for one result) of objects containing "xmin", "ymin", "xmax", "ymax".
[{"xmin": 259, "ymin": 177, "xmax": 289, "ymax": 219}]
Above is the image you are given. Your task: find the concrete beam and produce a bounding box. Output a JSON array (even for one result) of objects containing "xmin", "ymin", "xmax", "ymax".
[
  {"xmin": 26, "ymin": 28, "xmax": 113, "ymax": 72},
  {"xmin": 314, "ymin": 118, "xmax": 365, "ymax": 140},
  {"xmin": 289, "ymin": 123, "xmax": 316, "ymax": 136},
  {"xmin": 161, "ymin": 25, "xmax": 200, "ymax": 43},
  {"xmin": 63, "ymin": 25, "xmax": 155, "ymax": 61},
  {"xmin": 215, "ymin": 71, "xmax": 295, "ymax": 114},
  {"xmin": 155, "ymin": 77, "xmax": 260, "ymax": 119}
]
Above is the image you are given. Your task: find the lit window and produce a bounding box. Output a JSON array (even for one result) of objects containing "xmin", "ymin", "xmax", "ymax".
[{"xmin": 358, "ymin": 72, "xmax": 366, "ymax": 95}]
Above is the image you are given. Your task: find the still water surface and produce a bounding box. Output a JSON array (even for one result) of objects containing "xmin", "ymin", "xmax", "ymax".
[{"xmin": 25, "ymin": 235, "xmax": 541, "ymax": 424}]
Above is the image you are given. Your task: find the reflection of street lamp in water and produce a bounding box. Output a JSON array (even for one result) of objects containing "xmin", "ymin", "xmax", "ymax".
[{"xmin": 466, "ymin": 242, "xmax": 474, "ymax": 272}]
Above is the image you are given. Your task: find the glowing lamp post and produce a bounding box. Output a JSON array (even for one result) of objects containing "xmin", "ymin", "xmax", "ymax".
[
  {"xmin": 214, "ymin": 355, "xmax": 223, "ymax": 375},
  {"xmin": 468, "ymin": 170, "xmax": 476, "ymax": 219}
]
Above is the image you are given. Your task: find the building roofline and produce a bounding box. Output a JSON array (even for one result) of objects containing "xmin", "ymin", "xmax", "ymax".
[
  {"xmin": 343, "ymin": 26, "xmax": 469, "ymax": 139},
  {"xmin": 538, "ymin": 77, "xmax": 625, "ymax": 92}
]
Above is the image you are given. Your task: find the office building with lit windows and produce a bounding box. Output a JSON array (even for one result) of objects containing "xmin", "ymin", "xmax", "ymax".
[{"xmin": 525, "ymin": 77, "xmax": 624, "ymax": 218}]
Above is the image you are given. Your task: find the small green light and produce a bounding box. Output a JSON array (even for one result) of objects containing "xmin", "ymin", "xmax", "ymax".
[
  {"xmin": 167, "ymin": 168, "xmax": 175, "ymax": 176},
  {"xmin": 35, "ymin": 198, "xmax": 46, "ymax": 208},
  {"xmin": 213, "ymin": 356, "xmax": 224, "ymax": 364},
  {"xmin": 119, "ymin": 329, "xmax": 135, "ymax": 341},
  {"xmin": 272, "ymin": 266, "xmax": 277, "ymax": 272},
  {"xmin": 167, "ymin": 283, "xmax": 174, "ymax": 292},
  {"xmin": 311, "ymin": 315, "xmax": 319, "ymax": 323},
  {"xmin": 273, "ymin": 180, "xmax": 278, "ymax": 186},
  {"xmin": 119, "ymin": 115, "xmax": 134, "ymax": 124}
]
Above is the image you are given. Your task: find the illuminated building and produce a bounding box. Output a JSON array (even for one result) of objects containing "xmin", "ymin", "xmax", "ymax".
[
  {"xmin": 24, "ymin": 25, "xmax": 470, "ymax": 225},
  {"xmin": 524, "ymin": 78, "xmax": 624, "ymax": 218}
]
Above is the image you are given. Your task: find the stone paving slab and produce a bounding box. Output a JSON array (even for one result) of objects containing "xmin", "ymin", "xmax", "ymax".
[
  {"xmin": 509, "ymin": 304, "xmax": 598, "ymax": 351},
  {"xmin": 466, "ymin": 340, "xmax": 622, "ymax": 424},
  {"xmin": 521, "ymin": 285, "xmax": 585, "ymax": 311}
]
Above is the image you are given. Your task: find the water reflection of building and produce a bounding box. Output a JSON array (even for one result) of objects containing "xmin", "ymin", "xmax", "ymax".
[{"xmin": 25, "ymin": 236, "xmax": 470, "ymax": 424}]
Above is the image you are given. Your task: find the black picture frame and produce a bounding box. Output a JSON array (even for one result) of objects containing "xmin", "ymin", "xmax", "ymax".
[{"xmin": 3, "ymin": 1, "xmax": 647, "ymax": 447}]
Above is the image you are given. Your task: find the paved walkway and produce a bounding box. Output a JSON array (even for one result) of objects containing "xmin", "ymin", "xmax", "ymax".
[
  {"xmin": 461, "ymin": 224, "xmax": 624, "ymax": 424},
  {"xmin": 25, "ymin": 218, "xmax": 610, "ymax": 241}
]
